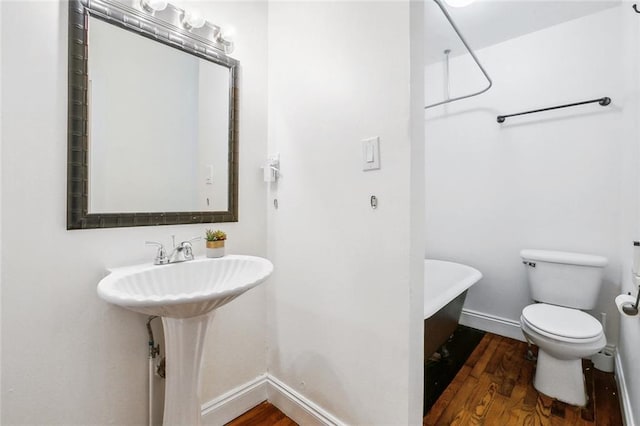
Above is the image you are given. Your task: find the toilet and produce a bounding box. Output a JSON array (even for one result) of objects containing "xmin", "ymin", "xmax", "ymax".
[{"xmin": 520, "ymin": 249, "xmax": 607, "ymax": 406}]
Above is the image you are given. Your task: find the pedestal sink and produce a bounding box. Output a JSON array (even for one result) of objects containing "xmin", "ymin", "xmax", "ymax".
[{"xmin": 97, "ymin": 255, "xmax": 273, "ymax": 426}]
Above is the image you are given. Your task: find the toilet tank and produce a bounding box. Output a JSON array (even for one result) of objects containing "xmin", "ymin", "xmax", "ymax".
[{"xmin": 520, "ymin": 249, "xmax": 608, "ymax": 310}]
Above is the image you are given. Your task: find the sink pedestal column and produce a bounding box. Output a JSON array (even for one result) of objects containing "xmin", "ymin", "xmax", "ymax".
[{"xmin": 161, "ymin": 313, "xmax": 214, "ymax": 426}]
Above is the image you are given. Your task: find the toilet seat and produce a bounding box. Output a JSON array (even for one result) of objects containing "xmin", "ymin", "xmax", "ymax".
[{"xmin": 521, "ymin": 303, "xmax": 603, "ymax": 343}]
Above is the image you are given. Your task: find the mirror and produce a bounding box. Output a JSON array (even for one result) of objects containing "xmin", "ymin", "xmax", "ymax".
[{"xmin": 67, "ymin": 0, "xmax": 239, "ymax": 229}]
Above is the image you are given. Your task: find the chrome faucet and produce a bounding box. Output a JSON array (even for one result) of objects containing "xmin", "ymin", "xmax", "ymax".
[{"xmin": 146, "ymin": 235, "xmax": 202, "ymax": 265}]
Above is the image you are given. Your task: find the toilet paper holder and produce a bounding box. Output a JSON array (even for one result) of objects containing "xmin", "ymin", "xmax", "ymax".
[
  {"xmin": 619, "ymin": 274, "xmax": 640, "ymax": 316},
  {"xmin": 622, "ymin": 286, "xmax": 640, "ymax": 315}
]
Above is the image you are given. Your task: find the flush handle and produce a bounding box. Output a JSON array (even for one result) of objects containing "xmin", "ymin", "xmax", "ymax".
[{"xmin": 522, "ymin": 261, "xmax": 536, "ymax": 267}]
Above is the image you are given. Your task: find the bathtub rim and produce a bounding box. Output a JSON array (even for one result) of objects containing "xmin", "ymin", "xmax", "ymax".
[{"xmin": 424, "ymin": 258, "xmax": 483, "ymax": 319}]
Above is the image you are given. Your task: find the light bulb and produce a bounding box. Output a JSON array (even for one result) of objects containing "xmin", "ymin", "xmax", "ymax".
[
  {"xmin": 140, "ymin": 0, "xmax": 168, "ymax": 12},
  {"xmin": 217, "ymin": 26, "xmax": 233, "ymax": 42},
  {"xmin": 444, "ymin": 0, "xmax": 475, "ymax": 7},
  {"xmin": 217, "ymin": 26, "xmax": 236, "ymax": 54},
  {"xmin": 181, "ymin": 10, "xmax": 206, "ymax": 30}
]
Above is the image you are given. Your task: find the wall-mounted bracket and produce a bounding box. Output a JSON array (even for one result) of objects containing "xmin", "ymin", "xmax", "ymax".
[{"xmin": 263, "ymin": 154, "xmax": 280, "ymax": 183}]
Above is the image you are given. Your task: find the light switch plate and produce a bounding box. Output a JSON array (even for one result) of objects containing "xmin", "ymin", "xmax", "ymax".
[
  {"xmin": 206, "ymin": 165, "xmax": 214, "ymax": 184},
  {"xmin": 362, "ymin": 137, "xmax": 380, "ymax": 171}
]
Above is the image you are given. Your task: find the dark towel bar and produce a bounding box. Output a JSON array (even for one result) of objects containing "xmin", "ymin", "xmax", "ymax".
[{"xmin": 496, "ymin": 97, "xmax": 611, "ymax": 124}]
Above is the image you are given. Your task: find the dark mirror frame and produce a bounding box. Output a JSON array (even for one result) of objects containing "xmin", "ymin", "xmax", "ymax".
[{"xmin": 67, "ymin": 0, "xmax": 239, "ymax": 230}]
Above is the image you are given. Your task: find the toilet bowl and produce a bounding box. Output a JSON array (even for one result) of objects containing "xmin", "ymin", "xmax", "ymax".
[
  {"xmin": 520, "ymin": 303, "xmax": 606, "ymax": 406},
  {"xmin": 520, "ymin": 249, "xmax": 608, "ymax": 406}
]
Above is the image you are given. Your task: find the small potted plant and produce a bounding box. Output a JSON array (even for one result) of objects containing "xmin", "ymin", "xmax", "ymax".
[{"xmin": 205, "ymin": 229, "xmax": 227, "ymax": 258}]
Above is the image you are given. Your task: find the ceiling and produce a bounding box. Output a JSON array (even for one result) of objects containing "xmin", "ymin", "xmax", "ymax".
[{"xmin": 424, "ymin": 0, "xmax": 621, "ymax": 65}]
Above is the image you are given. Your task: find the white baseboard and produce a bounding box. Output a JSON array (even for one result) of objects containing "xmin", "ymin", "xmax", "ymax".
[
  {"xmin": 459, "ymin": 308, "xmax": 526, "ymax": 342},
  {"xmin": 201, "ymin": 374, "xmax": 268, "ymax": 425},
  {"xmin": 615, "ymin": 351, "xmax": 636, "ymax": 426},
  {"xmin": 200, "ymin": 374, "xmax": 344, "ymax": 426},
  {"xmin": 266, "ymin": 375, "xmax": 345, "ymax": 426}
]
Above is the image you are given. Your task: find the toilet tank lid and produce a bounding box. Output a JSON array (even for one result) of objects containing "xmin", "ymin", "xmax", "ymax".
[{"xmin": 520, "ymin": 249, "xmax": 608, "ymax": 267}]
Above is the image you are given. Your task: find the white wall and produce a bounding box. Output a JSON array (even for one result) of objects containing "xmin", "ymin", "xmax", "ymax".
[
  {"xmin": 409, "ymin": 0, "xmax": 426, "ymax": 420},
  {"xmin": 0, "ymin": 0, "xmax": 3, "ymax": 420},
  {"xmin": 615, "ymin": 3, "xmax": 640, "ymax": 423},
  {"xmin": 424, "ymin": 6, "xmax": 637, "ymax": 347},
  {"xmin": 266, "ymin": 1, "xmax": 423, "ymax": 424},
  {"xmin": 1, "ymin": 1, "xmax": 267, "ymax": 423}
]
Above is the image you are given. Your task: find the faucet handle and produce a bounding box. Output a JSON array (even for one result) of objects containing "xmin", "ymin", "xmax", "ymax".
[
  {"xmin": 145, "ymin": 240, "xmax": 164, "ymax": 248},
  {"xmin": 145, "ymin": 241, "xmax": 169, "ymax": 265},
  {"xmin": 178, "ymin": 236, "xmax": 202, "ymax": 248},
  {"xmin": 180, "ymin": 237, "xmax": 202, "ymax": 260}
]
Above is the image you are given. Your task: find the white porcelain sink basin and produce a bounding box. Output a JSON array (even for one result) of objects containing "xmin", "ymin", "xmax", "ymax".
[{"xmin": 97, "ymin": 255, "xmax": 273, "ymax": 318}]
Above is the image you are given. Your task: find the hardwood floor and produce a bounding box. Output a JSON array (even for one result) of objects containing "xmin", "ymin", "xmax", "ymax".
[
  {"xmin": 226, "ymin": 333, "xmax": 623, "ymax": 426},
  {"xmin": 424, "ymin": 333, "xmax": 623, "ymax": 426},
  {"xmin": 225, "ymin": 401, "xmax": 298, "ymax": 426},
  {"xmin": 425, "ymin": 325, "xmax": 486, "ymax": 415}
]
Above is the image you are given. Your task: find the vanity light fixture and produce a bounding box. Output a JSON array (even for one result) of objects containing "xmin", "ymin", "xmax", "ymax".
[
  {"xmin": 444, "ymin": 0, "xmax": 475, "ymax": 7},
  {"xmin": 140, "ymin": 0, "xmax": 168, "ymax": 12},
  {"xmin": 138, "ymin": 0, "xmax": 235, "ymax": 54}
]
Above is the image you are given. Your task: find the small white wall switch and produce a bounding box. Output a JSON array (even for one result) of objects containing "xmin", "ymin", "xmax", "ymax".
[
  {"xmin": 362, "ymin": 137, "xmax": 380, "ymax": 171},
  {"xmin": 366, "ymin": 143, "xmax": 374, "ymax": 162},
  {"xmin": 206, "ymin": 165, "xmax": 214, "ymax": 184}
]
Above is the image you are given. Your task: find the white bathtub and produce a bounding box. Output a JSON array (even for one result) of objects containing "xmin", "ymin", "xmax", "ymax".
[
  {"xmin": 424, "ymin": 259, "xmax": 483, "ymax": 357},
  {"xmin": 424, "ymin": 259, "xmax": 483, "ymax": 319}
]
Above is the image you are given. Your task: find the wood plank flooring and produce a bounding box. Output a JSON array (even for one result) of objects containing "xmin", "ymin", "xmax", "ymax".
[
  {"xmin": 226, "ymin": 333, "xmax": 622, "ymax": 426},
  {"xmin": 225, "ymin": 401, "xmax": 298, "ymax": 426},
  {"xmin": 425, "ymin": 326, "xmax": 486, "ymax": 414},
  {"xmin": 424, "ymin": 333, "xmax": 623, "ymax": 426}
]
